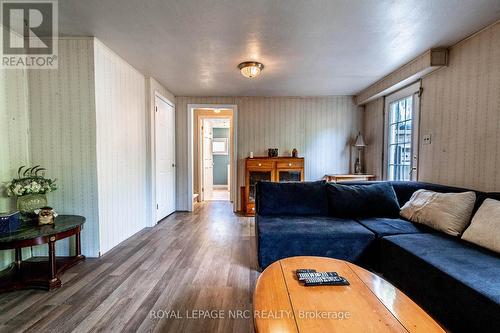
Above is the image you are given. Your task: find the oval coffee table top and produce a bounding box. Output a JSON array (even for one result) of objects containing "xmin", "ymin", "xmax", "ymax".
[{"xmin": 253, "ymin": 256, "xmax": 445, "ymax": 333}]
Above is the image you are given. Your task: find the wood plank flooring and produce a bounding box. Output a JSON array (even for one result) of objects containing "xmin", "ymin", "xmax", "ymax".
[{"xmin": 0, "ymin": 201, "xmax": 258, "ymax": 333}]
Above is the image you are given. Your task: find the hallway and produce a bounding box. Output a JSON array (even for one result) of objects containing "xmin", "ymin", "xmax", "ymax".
[
  {"xmin": 0, "ymin": 202, "xmax": 257, "ymax": 333},
  {"xmin": 205, "ymin": 189, "xmax": 230, "ymax": 201}
]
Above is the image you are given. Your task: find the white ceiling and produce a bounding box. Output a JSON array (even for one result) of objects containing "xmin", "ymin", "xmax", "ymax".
[{"xmin": 58, "ymin": 0, "xmax": 500, "ymax": 96}]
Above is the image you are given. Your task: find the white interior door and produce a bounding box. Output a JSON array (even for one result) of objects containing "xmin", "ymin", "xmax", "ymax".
[
  {"xmin": 155, "ymin": 96, "xmax": 176, "ymax": 222},
  {"xmin": 202, "ymin": 119, "xmax": 213, "ymax": 200}
]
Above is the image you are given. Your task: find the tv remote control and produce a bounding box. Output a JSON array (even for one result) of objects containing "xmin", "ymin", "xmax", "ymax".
[
  {"xmin": 303, "ymin": 276, "xmax": 350, "ymax": 286},
  {"xmin": 296, "ymin": 269, "xmax": 316, "ymax": 274},
  {"xmin": 297, "ymin": 272, "xmax": 339, "ymax": 281}
]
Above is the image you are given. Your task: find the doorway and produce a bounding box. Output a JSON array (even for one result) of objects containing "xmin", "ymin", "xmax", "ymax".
[
  {"xmin": 201, "ymin": 118, "xmax": 231, "ymax": 201},
  {"xmin": 154, "ymin": 94, "xmax": 176, "ymax": 222},
  {"xmin": 191, "ymin": 106, "xmax": 235, "ymax": 207},
  {"xmin": 383, "ymin": 82, "xmax": 420, "ymax": 181}
]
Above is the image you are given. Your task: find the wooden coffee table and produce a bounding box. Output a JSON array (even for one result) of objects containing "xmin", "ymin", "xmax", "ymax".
[{"xmin": 253, "ymin": 256, "xmax": 444, "ymax": 333}]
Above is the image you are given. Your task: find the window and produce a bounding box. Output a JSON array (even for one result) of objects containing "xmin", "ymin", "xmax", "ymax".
[
  {"xmin": 212, "ymin": 138, "xmax": 228, "ymax": 155},
  {"xmin": 384, "ymin": 83, "xmax": 420, "ymax": 181}
]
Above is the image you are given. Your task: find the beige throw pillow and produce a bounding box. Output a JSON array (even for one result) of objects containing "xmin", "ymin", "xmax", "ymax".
[
  {"xmin": 462, "ymin": 199, "xmax": 500, "ymax": 254},
  {"xmin": 400, "ymin": 190, "xmax": 476, "ymax": 236}
]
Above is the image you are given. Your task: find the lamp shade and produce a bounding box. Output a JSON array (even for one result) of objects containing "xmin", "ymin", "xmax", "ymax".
[{"xmin": 355, "ymin": 133, "xmax": 366, "ymax": 147}]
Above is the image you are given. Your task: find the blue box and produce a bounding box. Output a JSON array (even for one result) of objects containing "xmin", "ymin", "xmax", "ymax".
[{"xmin": 0, "ymin": 211, "xmax": 21, "ymax": 234}]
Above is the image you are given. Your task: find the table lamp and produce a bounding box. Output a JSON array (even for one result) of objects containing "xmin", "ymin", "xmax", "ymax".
[{"xmin": 354, "ymin": 132, "xmax": 366, "ymax": 174}]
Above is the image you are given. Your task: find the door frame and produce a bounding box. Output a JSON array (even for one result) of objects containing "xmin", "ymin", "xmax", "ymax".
[
  {"xmin": 383, "ymin": 81, "xmax": 421, "ymax": 181},
  {"xmin": 187, "ymin": 104, "xmax": 238, "ymax": 212},
  {"xmin": 151, "ymin": 92, "xmax": 176, "ymax": 225},
  {"xmin": 199, "ymin": 116, "xmax": 232, "ymax": 201},
  {"xmin": 201, "ymin": 118, "xmax": 212, "ymax": 201}
]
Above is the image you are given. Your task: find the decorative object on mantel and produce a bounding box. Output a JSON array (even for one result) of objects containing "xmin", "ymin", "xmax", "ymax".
[
  {"xmin": 354, "ymin": 133, "xmax": 367, "ymax": 174},
  {"xmin": 292, "ymin": 148, "xmax": 298, "ymax": 158},
  {"xmin": 35, "ymin": 207, "xmax": 58, "ymax": 225},
  {"xmin": 268, "ymin": 148, "xmax": 279, "ymax": 157},
  {"xmin": 5, "ymin": 166, "xmax": 57, "ymax": 217},
  {"xmin": 249, "ymin": 151, "xmax": 254, "ymax": 158}
]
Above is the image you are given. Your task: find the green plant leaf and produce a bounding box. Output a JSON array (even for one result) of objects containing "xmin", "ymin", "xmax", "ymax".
[
  {"xmin": 31, "ymin": 165, "xmax": 41, "ymax": 176},
  {"xmin": 23, "ymin": 167, "xmax": 32, "ymax": 177},
  {"xmin": 17, "ymin": 166, "xmax": 25, "ymax": 178}
]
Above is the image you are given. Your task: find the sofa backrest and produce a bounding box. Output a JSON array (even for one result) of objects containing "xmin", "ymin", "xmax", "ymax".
[
  {"xmin": 389, "ymin": 181, "xmax": 482, "ymax": 206},
  {"xmin": 338, "ymin": 181, "xmax": 492, "ymax": 214},
  {"xmin": 255, "ymin": 181, "xmax": 328, "ymax": 216},
  {"xmin": 255, "ymin": 180, "xmax": 499, "ymax": 217}
]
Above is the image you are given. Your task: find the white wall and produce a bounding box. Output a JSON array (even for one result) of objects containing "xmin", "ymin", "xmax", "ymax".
[
  {"xmin": 94, "ymin": 40, "xmax": 149, "ymax": 254},
  {"xmin": 176, "ymin": 96, "xmax": 363, "ymax": 211},
  {"xmin": 28, "ymin": 38, "xmax": 100, "ymax": 257}
]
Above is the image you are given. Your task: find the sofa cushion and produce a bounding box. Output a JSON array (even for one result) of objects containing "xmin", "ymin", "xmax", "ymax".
[
  {"xmin": 326, "ymin": 182, "xmax": 400, "ymax": 218},
  {"xmin": 255, "ymin": 181, "xmax": 327, "ymax": 216},
  {"xmin": 256, "ymin": 215, "xmax": 375, "ymax": 268},
  {"xmin": 400, "ymin": 190, "xmax": 476, "ymax": 236},
  {"xmin": 390, "ymin": 181, "xmax": 485, "ymax": 211},
  {"xmin": 356, "ymin": 217, "xmax": 433, "ymax": 237},
  {"xmin": 381, "ymin": 233, "xmax": 500, "ymax": 333},
  {"xmin": 462, "ymin": 198, "xmax": 500, "ymax": 254}
]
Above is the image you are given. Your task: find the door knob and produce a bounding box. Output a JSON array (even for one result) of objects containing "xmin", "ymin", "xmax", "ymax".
[
  {"xmin": 258, "ymin": 163, "xmax": 262, "ymax": 166},
  {"xmin": 288, "ymin": 163, "xmax": 292, "ymax": 166}
]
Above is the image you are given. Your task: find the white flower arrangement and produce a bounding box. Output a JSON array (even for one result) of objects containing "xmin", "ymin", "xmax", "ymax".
[{"xmin": 5, "ymin": 166, "xmax": 57, "ymax": 197}]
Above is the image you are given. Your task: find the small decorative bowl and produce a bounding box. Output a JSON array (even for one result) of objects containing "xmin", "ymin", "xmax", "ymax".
[{"xmin": 34, "ymin": 207, "xmax": 58, "ymax": 225}]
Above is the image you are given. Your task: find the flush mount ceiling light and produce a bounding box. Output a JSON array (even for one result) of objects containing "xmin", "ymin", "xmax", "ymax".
[{"xmin": 238, "ymin": 61, "xmax": 264, "ymax": 78}]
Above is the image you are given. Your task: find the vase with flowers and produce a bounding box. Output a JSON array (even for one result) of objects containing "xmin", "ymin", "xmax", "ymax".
[{"xmin": 5, "ymin": 166, "xmax": 57, "ymax": 217}]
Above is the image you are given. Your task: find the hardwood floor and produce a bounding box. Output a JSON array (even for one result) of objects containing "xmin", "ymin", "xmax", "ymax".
[{"xmin": 0, "ymin": 201, "xmax": 258, "ymax": 333}]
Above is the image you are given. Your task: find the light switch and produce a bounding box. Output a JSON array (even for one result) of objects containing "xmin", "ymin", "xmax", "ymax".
[{"xmin": 423, "ymin": 134, "xmax": 432, "ymax": 145}]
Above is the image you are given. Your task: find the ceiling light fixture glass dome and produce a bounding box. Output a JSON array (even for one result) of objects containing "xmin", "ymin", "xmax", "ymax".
[{"xmin": 238, "ymin": 61, "xmax": 264, "ymax": 78}]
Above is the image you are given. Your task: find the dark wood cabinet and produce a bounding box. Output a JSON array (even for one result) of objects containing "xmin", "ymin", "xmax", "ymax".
[{"xmin": 244, "ymin": 157, "xmax": 304, "ymax": 215}]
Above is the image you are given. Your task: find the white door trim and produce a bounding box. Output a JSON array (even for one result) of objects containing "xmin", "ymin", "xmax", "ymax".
[
  {"xmin": 383, "ymin": 81, "xmax": 421, "ymax": 181},
  {"xmin": 187, "ymin": 104, "xmax": 238, "ymax": 212},
  {"xmin": 151, "ymin": 92, "xmax": 175, "ymax": 225}
]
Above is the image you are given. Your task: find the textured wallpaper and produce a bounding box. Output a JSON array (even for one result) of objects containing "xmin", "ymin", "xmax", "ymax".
[
  {"xmin": 3, "ymin": 38, "xmax": 174, "ymax": 262},
  {"xmin": 28, "ymin": 38, "xmax": 100, "ymax": 257},
  {"xmin": 418, "ymin": 21, "xmax": 500, "ymax": 191},
  {"xmin": 0, "ymin": 66, "xmax": 32, "ymax": 269},
  {"xmin": 363, "ymin": 21, "xmax": 500, "ymax": 192},
  {"xmin": 363, "ymin": 98, "xmax": 384, "ymax": 179},
  {"xmin": 176, "ymin": 96, "xmax": 363, "ymax": 211}
]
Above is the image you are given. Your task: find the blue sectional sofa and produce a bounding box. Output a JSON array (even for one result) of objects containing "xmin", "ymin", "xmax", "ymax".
[{"xmin": 255, "ymin": 180, "xmax": 500, "ymax": 333}]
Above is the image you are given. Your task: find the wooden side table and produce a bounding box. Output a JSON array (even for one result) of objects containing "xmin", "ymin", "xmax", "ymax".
[
  {"xmin": 323, "ymin": 174, "xmax": 376, "ymax": 182},
  {"xmin": 0, "ymin": 215, "xmax": 86, "ymax": 292}
]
